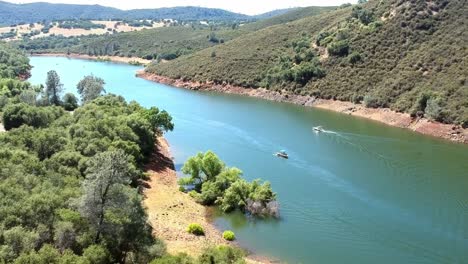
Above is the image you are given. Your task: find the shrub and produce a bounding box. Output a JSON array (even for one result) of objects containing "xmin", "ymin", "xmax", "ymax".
[
  {"xmin": 187, "ymin": 223, "xmax": 204, "ymax": 236},
  {"xmin": 222, "ymin": 230, "xmax": 236, "ymax": 241},
  {"xmin": 363, "ymin": 95, "xmax": 380, "ymax": 108},
  {"xmin": 327, "ymin": 40, "xmax": 349, "ymax": 56},
  {"xmin": 2, "ymin": 103, "xmax": 65, "ymax": 130},
  {"xmin": 150, "ymin": 253, "xmax": 194, "ymax": 264},
  {"xmin": 83, "ymin": 245, "xmax": 111, "ymax": 264},
  {"xmin": 198, "ymin": 246, "xmax": 245, "ymax": 264},
  {"xmin": 348, "ymin": 52, "xmax": 362, "ymax": 64},
  {"xmin": 425, "ymin": 97, "xmax": 444, "ymax": 122},
  {"xmin": 62, "ymin": 93, "xmax": 78, "ymax": 111}
]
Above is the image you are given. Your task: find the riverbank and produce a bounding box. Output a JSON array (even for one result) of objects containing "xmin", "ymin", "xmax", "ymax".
[
  {"xmin": 143, "ymin": 137, "xmax": 270, "ymax": 263},
  {"xmin": 32, "ymin": 53, "xmax": 151, "ymax": 65},
  {"xmin": 137, "ymin": 71, "xmax": 468, "ymax": 144}
]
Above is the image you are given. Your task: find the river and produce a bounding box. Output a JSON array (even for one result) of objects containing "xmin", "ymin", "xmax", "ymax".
[{"xmin": 29, "ymin": 56, "xmax": 468, "ymax": 264}]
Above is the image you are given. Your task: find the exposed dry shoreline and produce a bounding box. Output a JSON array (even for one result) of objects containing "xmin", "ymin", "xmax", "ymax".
[
  {"xmin": 137, "ymin": 71, "xmax": 468, "ymax": 144},
  {"xmin": 143, "ymin": 137, "xmax": 272, "ymax": 264},
  {"xmin": 32, "ymin": 53, "xmax": 152, "ymax": 65}
]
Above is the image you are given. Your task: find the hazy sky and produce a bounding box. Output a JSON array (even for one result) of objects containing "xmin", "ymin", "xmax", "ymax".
[{"xmin": 6, "ymin": 0, "xmax": 356, "ymax": 15}]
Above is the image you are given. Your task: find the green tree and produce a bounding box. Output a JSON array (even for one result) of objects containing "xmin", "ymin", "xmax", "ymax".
[
  {"xmin": 78, "ymin": 150, "xmax": 132, "ymax": 243},
  {"xmin": 76, "ymin": 75, "xmax": 106, "ymax": 103},
  {"xmin": 181, "ymin": 151, "xmax": 224, "ymax": 189},
  {"xmin": 78, "ymin": 149, "xmax": 154, "ymax": 261},
  {"xmin": 62, "ymin": 93, "xmax": 78, "ymax": 111},
  {"xmin": 45, "ymin": 70, "xmax": 63, "ymax": 106},
  {"xmin": 83, "ymin": 245, "xmax": 110, "ymax": 264}
]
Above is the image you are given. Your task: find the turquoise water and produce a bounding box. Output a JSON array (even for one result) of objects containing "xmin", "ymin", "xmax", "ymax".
[{"xmin": 29, "ymin": 57, "xmax": 468, "ymax": 264}]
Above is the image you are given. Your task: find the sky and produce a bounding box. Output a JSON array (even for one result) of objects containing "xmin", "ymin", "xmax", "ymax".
[{"xmin": 6, "ymin": 0, "xmax": 356, "ymax": 15}]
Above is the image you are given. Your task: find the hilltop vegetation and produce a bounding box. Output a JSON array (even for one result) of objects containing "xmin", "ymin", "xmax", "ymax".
[
  {"xmin": 0, "ymin": 1, "xmax": 250, "ymax": 25},
  {"xmin": 14, "ymin": 7, "xmax": 334, "ymax": 61},
  {"xmin": 241, "ymin": 6, "xmax": 337, "ymax": 32},
  {"xmin": 148, "ymin": 0, "xmax": 468, "ymax": 127},
  {"xmin": 17, "ymin": 25, "xmax": 244, "ymax": 60}
]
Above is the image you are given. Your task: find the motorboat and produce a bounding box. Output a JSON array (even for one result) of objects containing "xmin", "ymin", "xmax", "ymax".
[
  {"xmin": 275, "ymin": 150, "xmax": 288, "ymax": 159},
  {"xmin": 313, "ymin": 126, "xmax": 324, "ymax": 132}
]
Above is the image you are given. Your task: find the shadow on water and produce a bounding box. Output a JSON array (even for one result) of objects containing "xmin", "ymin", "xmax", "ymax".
[{"xmin": 208, "ymin": 207, "xmax": 280, "ymax": 230}]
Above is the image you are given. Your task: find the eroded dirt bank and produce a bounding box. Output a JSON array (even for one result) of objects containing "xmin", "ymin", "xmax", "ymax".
[{"xmin": 137, "ymin": 72, "xmax": 467, "ymax": 144}]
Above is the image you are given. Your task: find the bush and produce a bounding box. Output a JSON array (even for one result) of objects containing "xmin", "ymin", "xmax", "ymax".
[
  {"xmin": 150, "ymin": 253, "xmax": 194, "ymax": 264},
  {"xmin": 198, "ymin": 246, "xmax": 245, "ymax": 264},
  {"xmin": 425, "ymin": 97, "xmax": 444, "ymax": 122},
  {"xmin": 222, "ymin": 230, "xmax": 235, "ymax": 241},
  {"xmin": 83, "ymin": 245, "xmax": 111, "ymax": 264},
  {"xmin": 363, "ymin": 95, "xmax": 380, "ymax": 108},
  {"xmin": 62, "ymin": 93, "xmax": 78, "ymax": 111},
  {"xmin": 187, "ymin": 223, "xmax": 204, "ymax": 236},
  {"xmin": 327, "ymin": 40, "xmax": 349, "ymax": 56},
  {"xmin": 2, "ymin": 103, "xmax": 65, "ymax": 130},
  {"xmin": 348, "ymin": 52, "xmax": 362, "ymax": 64}
]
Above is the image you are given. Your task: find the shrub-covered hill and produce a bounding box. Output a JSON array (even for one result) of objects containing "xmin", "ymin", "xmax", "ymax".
[
  {"xmin": 16, "ymin": 7, "xmax": 334, "ymax": 61},
  {"xmin": 241, "ymin": 6, "xmax": 338, "ymax": 32},
  {"xmin": 18, "ymin": 26, "xmax": 245, "ymax": 60},
  {"xmin": 148, "ymin": 0, "xmax": 468, "ymax": 127},
  {"xmin": 0, "ymin": 1, "xmax": 250, "ymax": 25}
]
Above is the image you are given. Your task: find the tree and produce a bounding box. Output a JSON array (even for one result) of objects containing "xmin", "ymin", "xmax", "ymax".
[
  {"xmin": 62, "ymin": 93, "xmax": 78, "ymax": 111},
  {"xmin": 181, "ymin": 151, "xmax": 224, "ymax": 188},
  {"xmin": 78, "ymin": 150, "xmax": 154, "ymax": 261},
  {"xmin": 78, "ymin": 150, "xmax": 132, "ymax": 243},
  {"xmin": 77, "ymin": 75, "xmax": 106, "ymax": 103},
  {"xmin": 45, "ymin": 70, "xmax": 63, "ymax": 106}
]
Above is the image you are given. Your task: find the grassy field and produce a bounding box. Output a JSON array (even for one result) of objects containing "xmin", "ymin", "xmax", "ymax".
[{"xmin": 0, "ymin": 20, "xmax": 167, "ymax": 41}]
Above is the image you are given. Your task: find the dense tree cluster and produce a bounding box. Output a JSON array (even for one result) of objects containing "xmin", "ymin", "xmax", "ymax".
[
  {"xmin": 58, "ymin": 20, "xmax": 106, "ymax": 30},
  {"xmin": 0, "ymin": 43, "xmax": 31, "ymax": 79},
  {"xmin": 0, "ymin": 42, "xmax": 251, "ymax": 263},
  {"xmin": 0, "ymin": 91, "xmax": 176, "ymax": 262},
  {"xmin": 0, "ymin": 47, "xmax": 180, "ymax": 262},
  {"xmin": 179, "ymin": 151, "xmax": 279, "ymax": 217}
]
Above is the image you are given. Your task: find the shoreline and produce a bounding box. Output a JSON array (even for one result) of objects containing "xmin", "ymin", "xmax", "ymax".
[
  {"xmin": 31, "ymin": 53, "xmax": 152, "ymax": 65},
  {"xmin": 137, "ymin": 71, "xmax": 468, "ymax": 144},
  {"xmin": 143, "ymin": 137, "xmax": 272, "ymax": 264}
]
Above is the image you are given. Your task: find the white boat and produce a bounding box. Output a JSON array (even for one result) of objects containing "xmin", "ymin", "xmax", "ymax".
[
  {"xmin": 275, "ymin": 150, "xmax": 288, "ymax": 159},
  {"xmin": 313, "ymin": 126, "xmax": 324, "ymax": 132}
]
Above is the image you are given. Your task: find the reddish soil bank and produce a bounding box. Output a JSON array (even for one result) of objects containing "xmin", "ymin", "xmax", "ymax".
[{"xmin": 137, "ymin": 71, "xmax": 467, "ymax": 144}]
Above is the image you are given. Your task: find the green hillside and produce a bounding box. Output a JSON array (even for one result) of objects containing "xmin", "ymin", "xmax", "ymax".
[
  {"xmin": 16, "ymin": 7, "xmax": 334, "ymax": 61},
  {"xmin": 0, "ymin": 1, "xmax": 250, "ymax": 25},
  {"xmin": 148, "ymin": 0, "xmax": 468, "ymax": 127},
  {"xmin": 241, "ymin": 6, "xmax": 337, "ymax": 32},
  {"xmin": 17, "ymin": 25, "xmax": 243, "ymax": 60}
]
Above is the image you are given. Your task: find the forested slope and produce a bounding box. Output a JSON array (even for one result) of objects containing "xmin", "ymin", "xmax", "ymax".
[
  {"xmin": 149, "ymin": 0, "xmax": 467, "ymax": 127},
  {"xmin": 18, "ymin": 26, "xmax": 244, "ymax": 60},
  {"xmin": 16, "ymin": 7, "xmax": 334, "ymax": 61},
  {"xmin": 0, "ymin": 1, "xmax": 249, "ymax": 25}
]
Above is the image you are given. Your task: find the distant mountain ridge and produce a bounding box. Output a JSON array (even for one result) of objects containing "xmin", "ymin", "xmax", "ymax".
[{"xmin": 0, "ymin": 1, "xmax": 297, "ymax": 24}]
